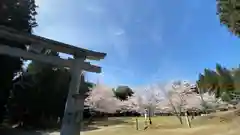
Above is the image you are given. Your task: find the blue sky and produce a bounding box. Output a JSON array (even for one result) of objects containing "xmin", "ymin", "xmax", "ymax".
[{"xmin": 34, "ymin": 0, "xmax": 240, "ymax": 87}]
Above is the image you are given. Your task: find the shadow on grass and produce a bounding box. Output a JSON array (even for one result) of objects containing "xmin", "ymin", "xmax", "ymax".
[
  {"xmin": 0, "ymin": 127, "xmax": 49, "ymax": 135},
  {"xmin": 151, "ymin": 124, "xmax": 184, "ymax": 130},
  {"xmin": 0, "ymin": 117, "xmax": 132, "ymax": 134},
  {"xmin": 0, "ymin": 126, "xmax": 100, "ymax": 134},
  {"xmin": 82, "ymin": 126, "xmax": 100, "ymax": 131},
  {"xmin": 81, "ymin": 117, "xmax": 132, "ymax": 132},
  {"xmin": 87, "ymin": 117, "xmax": 132, "ymax": 127}
]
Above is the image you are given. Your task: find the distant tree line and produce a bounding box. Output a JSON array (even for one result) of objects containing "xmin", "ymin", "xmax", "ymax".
[{"xmin": 197, "ymin": 63, "xmax": 240, "ymax": 103}]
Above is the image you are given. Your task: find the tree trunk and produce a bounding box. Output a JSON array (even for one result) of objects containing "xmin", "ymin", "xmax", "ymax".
[
  {"xmin": 185, "ymin": 112, "xmax": 191, "ymax": 128},
  {"xmin": 135, "ymin": 118, "xmax": 138, "ymax": 130},
  {"xmin": 149, "ymin": 116, "xmax": 152, "ymax": 125},
  {"xmin": 87, "ymin": 112, "xmax": 95, "ymax": 125},
  {"xmin": 148, "ymin": 108, "xmax": 152, "ymax": 125},
  {"xmin": 167, "ymin": 98, "xmax": 183, "ymax": 124},
  {"xmin": 191, "ymin": 113, "xmax": 194, "ymax": 120},
  {"xmin": 176, "ymin": 114, "xmax": 183, "ymax": 124}
]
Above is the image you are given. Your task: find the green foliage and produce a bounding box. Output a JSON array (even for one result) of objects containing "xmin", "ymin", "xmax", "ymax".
[
  {"xmin": 197, "ymin": 68, "xmax": 220, "ymax": 97},
  {"xmin": 27, "ymin": 49, "xmax": 59, "ymax": 74},
  {"xmin": 114, "ymin": 86, "xmax": 134, "ymax": 101},
  {"xmin": 216, "ymin": 0, "xmax": 240, "ymax": 37},
  {"xmin": 0, "ymin": 0, "xmax": 97, "ymax": 128},
  {"xmin": 0, "ymin": 0, "xmax": 37, "ymax": 122},
  {"xmin": 221, "ymin": 92, "xmax": 232, "ymax": 102},
  {"xmin": 204, "ymin": 69, "xmax": 219, "ymax": 94},
  {"xmin": 197, "ymin": 63, "xmax": 237, "ymax": 102},
  {"xmin": 8, "ymin": 51, "xmax": 93, "ymax": 128},
  {"xmin": 9, "ymin": 64, "xmax": 68, "ymax": 127},
  {"xmin": 232, "ymin": 68, "xmax": 240, "ymax": 92},
  {"xmin": 216, "ymin": 64, "xmax": 235, "ymax": 99}
]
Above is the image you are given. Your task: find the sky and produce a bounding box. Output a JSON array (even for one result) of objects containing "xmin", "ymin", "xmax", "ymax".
[{"xmin": 34, "ymin": 0, "xmax": 240, "ymax": 88}]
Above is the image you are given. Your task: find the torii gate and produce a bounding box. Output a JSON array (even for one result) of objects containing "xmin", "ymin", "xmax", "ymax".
[{"xmin": 0, "ymin": 26, "xmax": 106, "ymax": 135}]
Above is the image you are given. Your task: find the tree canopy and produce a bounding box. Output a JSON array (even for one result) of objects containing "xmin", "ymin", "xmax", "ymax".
[
  {"xmin": 0, "ymin": 0, "xmax": 37, "ymax": 123},
  {"xmin": 217, "ymin": 0, "xmax": 240, "ymax": 36},
  {"xmin": 196, "ymin": 63, "xmax": 240, "ymax": 102},
  {"xmin": 114, "ymin": 86, "xmax": 134, "ymax": 101}
]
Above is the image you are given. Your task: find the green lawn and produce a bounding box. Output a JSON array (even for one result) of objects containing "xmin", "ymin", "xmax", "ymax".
[
  {"xmin": 1, "ymin": 110, "xmax": 240, "ymax": 135},
  {"xmin": 84, "ymin": 110, "xmax": 240, "ymax": 135}
]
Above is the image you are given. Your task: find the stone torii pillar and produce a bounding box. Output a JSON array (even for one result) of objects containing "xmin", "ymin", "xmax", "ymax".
[
  {"xmin": 60, "ymin": 58, "xmax": 86, "ymax": 135},
  {"xmin": 0, "ymin": 25, "xmax": 106, "ymax": 135}
]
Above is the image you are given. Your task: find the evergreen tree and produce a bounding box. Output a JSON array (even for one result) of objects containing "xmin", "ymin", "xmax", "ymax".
[
  {"xmin": 9, "ymin": 50, "xmax": 93, "ymax": 128},
  {"xmin": 216, "ymin": 64, "xmax": 235, "ymax": 101},
  {"xmin": 0, "ymin": 0, "xmax": 37, "ymax": 123},
  {"xmin": 217, "ymin": 0, "xmax": 240, "ymax": 37},
  {"xmin": 114, "ymin": 86, "xmax": 134, "ymax": 101}
]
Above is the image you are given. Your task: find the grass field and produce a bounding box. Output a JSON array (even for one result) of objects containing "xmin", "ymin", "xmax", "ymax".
[
  {"xmin": 1, "ymin": 110, "xmax": 240, "ymax": 135},
  {"xmin": 83, "ymin": 110, "xmax": 240, "ymax": 135}
]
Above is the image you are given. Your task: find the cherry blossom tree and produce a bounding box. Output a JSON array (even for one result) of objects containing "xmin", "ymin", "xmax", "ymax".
[
  {"xmin": 118, "ymin": 93, "xmax": 147, "ymax": 130},
  {"xmin": 119, "ymin": 93, "xmax": 144, "ymax": 113},
  {"xmin": 141, "ymin": 85, "xmax": 164, "ymax": 124},
  {"xmin": 157, "ymin": 80, "xmax": 202, "ymax": 124},
  {"xmin": 119, "ymin": 85, "xmax": 163, "ymax": 126},
  {"xmin": 159, "ymin": 80, "xmax": 228, "ymax": 124},
  {"xmin": 84, "ymin": 83, "xmax": 121, "ymax": 114},
  {"xmin": 158, "ymin": 81, "xmax": 185, "ymax": 124},
  {"xmin": 117, "ymin": 80, "xmax": 226, "ymax": 129}
]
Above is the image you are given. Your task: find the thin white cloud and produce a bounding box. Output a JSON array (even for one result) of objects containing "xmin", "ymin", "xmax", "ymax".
[
  {"xmin": 114, "ymin": 29, "xmax": 125, "ymax": 36},
  {"xmin": 34, "ymin": 0, "xmax": 193, "ymax": 87},
  {"xmin": 35, "ymin": 0, "xmax": 130, "ymax": 61},
  {"xmin": 105, "ymin": 25, "xmax": 129, "ymax": 60}
]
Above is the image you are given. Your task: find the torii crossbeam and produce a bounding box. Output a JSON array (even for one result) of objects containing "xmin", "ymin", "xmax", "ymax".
[{"xmin": 0, "ymin": 25, "xmax": 106, "ymax": 135}]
